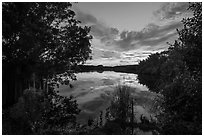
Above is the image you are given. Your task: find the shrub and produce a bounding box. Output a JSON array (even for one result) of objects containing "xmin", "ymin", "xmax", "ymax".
[{"xmin": 2, "ymin": 88, "xmax": 80, "ymax": 134}]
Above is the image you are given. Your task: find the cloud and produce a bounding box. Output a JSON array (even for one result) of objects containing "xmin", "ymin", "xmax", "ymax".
[
  {"xmin": 74, "ymin": 7, "xmax": 182, "ymax": 52},
  {"xmin": 87, "ymin": 45, "xmax": 168, "ymax": 66},
  {"xmin": 153, "ymin": 2, "xmax": 189, "ymax": 20},
  {"xmin": 110, "ymin": 21, "xmax": 182, "ymax": 51},
  {"xmin": 90, "ymin": 47, "xmax": 120, "ymax": 59},
  {"xmin": 74, "ymin": 8, "xmax": 119, "ymax": 44},
  {"xmin": 74, "ymin": 5, "xmax": 186, "ymax": 66},
  {"xmin": 86, "ymin": 46, "xmax": 168, "ymax": 66},
  {"xmin": 75, "ymin": 9, "xmax": 97, "ymax": 24},
  {"xmin": 86, "ymin": 47, "xmax": 153, "ymax": 66},
  {"xmin": 91, "ymin": 24, "xmax": 119, "ymax": 41},
  {"xmin": 137, "ymin": 31, "xmax": 177, "ymax": 47}
]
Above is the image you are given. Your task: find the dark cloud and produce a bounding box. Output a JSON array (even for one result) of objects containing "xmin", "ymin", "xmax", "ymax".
[
  {"xmin": 125, "ymin": 22, "xmax": 180, "ymax": 42},
  {"xmin": 75, "ymin": 9, "xmax": 97, "ymax": 24},
  {"xmin": 138, "ymin": 31, "xmax": 177, "ymax": 46},
  {"xmin": 154, "ymin": 2, "xmax": 189, "ymax": 20},
  {"xmin": 91, "ymin": 24, "xmax": 119, "ymax": 41},
  {"xmin": 111, "ymin": 21, "xmax": 182, "ymax": 50},
  {"xmin": 74, "ymin": 9, "xmax": 119, "ymax": 43}
]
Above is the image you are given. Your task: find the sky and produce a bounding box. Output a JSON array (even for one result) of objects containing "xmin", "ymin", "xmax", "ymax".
[{"xmin": 72, "ymin": 2, "xmax": 193, "ymax": 66}]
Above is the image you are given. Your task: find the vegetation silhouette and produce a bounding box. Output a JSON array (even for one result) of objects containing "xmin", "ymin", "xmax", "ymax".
[
  {"xmin": 75, "ymin": 64, "xmax": 139, "ymax": 74},
  {"xmin": 2, "ymin": 2, "xmax": 92, "ymax": 134},
  {"xmin": 2, "ymin": 2, "xmax": 92, "ymax": 108},
  {"xmin": 136, "ymin": 2, "xmax": 202, "ymax": 135}
]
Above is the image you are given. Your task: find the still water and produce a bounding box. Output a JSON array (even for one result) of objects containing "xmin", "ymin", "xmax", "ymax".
[{"xmin": 57, "ymin": 71, "xmax": 157, "ymax": 126}]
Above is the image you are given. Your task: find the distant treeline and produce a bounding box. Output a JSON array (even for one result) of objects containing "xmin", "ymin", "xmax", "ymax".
[{"xmin": 74, "ymin": 64, "xmax": 139, "ymax": 74}]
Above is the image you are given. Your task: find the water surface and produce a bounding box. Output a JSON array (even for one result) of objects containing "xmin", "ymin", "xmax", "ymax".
[{"xmin": 57, "ymin": 71, "xmax": 157, "ymax": 124}]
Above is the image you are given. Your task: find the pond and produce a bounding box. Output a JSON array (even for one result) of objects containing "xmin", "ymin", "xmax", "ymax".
[{"xmin": 57, "ymin": 71, "xmax": 158, "ymax": 126}]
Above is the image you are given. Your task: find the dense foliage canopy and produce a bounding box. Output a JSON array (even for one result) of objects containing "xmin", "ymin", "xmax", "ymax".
[
  {"xmin": 137, "ymin": 2, "xmax": 202, "ymax": 134},
  {"xmin": 2, "ymin": 2, "xmax": 92, "ymax": 107},
  {"xmin": 2, "ymin": 2, "xmax": 92, "ymax": 134},
  {"xmin": 3, "ymin": 2, "xmax": 92, "ymax": 81}
]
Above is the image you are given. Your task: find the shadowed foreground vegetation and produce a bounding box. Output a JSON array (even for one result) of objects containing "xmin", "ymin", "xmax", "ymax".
[
  {"xmin": 2, "ymin": 85, "xmax": 159, "ymax": 135},
  {"xmin": 3, "ymin": 88, "xmax": 80, "ymax": 134}
]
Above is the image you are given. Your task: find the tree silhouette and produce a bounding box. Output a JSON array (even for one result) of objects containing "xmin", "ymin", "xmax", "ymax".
[
  {"xmin": 2, "ymin": 2, "xmax": 92, "ymax": 107},
  {"xmin": 137, "ymin": 2, "xmax": 202, "ymax": 134}
]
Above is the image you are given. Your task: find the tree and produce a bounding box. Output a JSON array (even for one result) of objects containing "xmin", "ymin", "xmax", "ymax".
[
  {"xmin": 178, "ymin": 2, "xmax": 202, "ymax": 72},
  {"xmin": 136, "ymin": 2, "xmax": 202, "ymax": 134},
  {"xmin": 2, "ymin": 2, "xmax": 92, "ymax": 107},
  {"xmin": 2, "ymin": 3, "xmax": 93, "ymax": 134},
  {"xmin": 159, "ymin": 3, "xmax": 202, "ymax": 134}
]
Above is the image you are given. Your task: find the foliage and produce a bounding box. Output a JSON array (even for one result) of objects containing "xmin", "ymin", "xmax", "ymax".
[
  {"xmin": 42, "ymin": 87, "xmax": 80, "ymax": 128},
  {"xmin": 2, "ymin": 88, "xmax": 80, "ymax": 135},
  {"xmin": 137, "ymin": 2, "xmax": 202, "ymax": 134},
  {"xmin": 2, "ymin": 2, "xmax": 93, "ymax": 107},
  {"xmin": 104, "ymin": 85, "xmax": 137, "ymax": 134},
  {"xmin": 179, "ymin": 2, "xmax": 202, "ymax": 72},
  {"xmin": 2, "ymin": 2, "xmax": 92, "ymax": 69},
  {"xmin": 108, "ymin": 85, "xmax": 133, "ymax": 123},
  {"xmin": 137, "ymin": 51, "xmax": 168, "ymax": 75},
  {"xmin": 2, "ymin": 2, "xmax": 93, "ymax": 134}
]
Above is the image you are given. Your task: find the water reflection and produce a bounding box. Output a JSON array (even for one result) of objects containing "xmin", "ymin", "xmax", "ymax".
[
  {"xmin": 57, "ymin": 71, "xmax": 157, "ymax": 124},
  {"xmin": 137, "ymin": 74, "xmax": 161, "ymax": 93}
]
